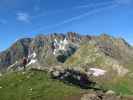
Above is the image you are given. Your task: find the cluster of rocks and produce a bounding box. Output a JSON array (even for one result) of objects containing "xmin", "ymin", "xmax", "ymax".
[
  {"xmin": 81, "ymin": 90, "xmax": 123, "ymax": 100},
  {"xmin": 50, "ymin": 66, "xmax": 96, "ymax": 89}
]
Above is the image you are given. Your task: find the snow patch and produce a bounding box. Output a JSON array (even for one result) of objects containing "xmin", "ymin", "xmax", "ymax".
[
  {"xmin": 27, "ymin": 59, "xmax": 37, "ymax": 66},
  {"xmin": 7, "ymin": 61, "xmax": 18, "ymax": 71},
  {"xmin": 32, "ymin": 52, "xmax": 36, "ymax": 58},
  {"xmin": 28, "ymin": 52, "xmax": 36, "ymax": 59},
  {"xmin": 53, "ymin": 38, "xmax": 68, "ymax": 55},
  {"xmin": 53, "ymin": 49, "xmax": 57, "ymax": 55},
  {"xmin": 27, "ymin": 51, "xmax": 37, "ymax": 66},
  {"xmin": 9, "ymin": 61, "xmax": 18, "ymax": 67},
  {"xmin": 89, "ymin": 68, "xmax": 106, "ymax": 77}
]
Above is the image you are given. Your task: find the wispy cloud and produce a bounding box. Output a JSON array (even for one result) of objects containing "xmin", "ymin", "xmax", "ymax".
[
  {"xmin": 32, "ymin": 1, "xmax": 114, "ymax": 19},
  {"xmin": 33, "ymin": 2, "xmax": 117, "ymax": 32},
  {"xmin": 16, "ymin": 12, "xmax": 30, "ymax": 23},
  {"xmin": 74, "ymin": 1, "xmax": 114, "ymax": 9}
]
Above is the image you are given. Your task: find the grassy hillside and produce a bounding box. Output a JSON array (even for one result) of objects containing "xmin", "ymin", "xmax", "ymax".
[
  {"xmin": 65, "ymin": 44, "xmax": 105, "ymax": 67},
  {"xmin": 101, "ymin": 76, "xmax": 133, "ymax": 95},
  {"xmin": 0, "ymin": 70, "xmax": 133, "ymax": 100},
  {"xmin": 0, "ymin": 70, "xmax": 83, "ymax": 100},
  {"xmin": 65, "ymin": 44, "xmax": 133, "ymax": 95}
]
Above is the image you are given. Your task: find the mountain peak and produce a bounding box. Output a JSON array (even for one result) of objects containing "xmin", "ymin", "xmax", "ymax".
[{"xmin": 0, "ymin": 33, "xmax": 132, "ymax": 72}]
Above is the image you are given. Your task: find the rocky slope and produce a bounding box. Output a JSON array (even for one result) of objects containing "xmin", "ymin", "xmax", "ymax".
[
  {"xmin": 1, "ymin": 33, "xmax": 133, "ymax": 70},
  {"xmin": 0, "ymin": 32, "xmax": 133, "ymax": 95},
  {"xmin": 0, "ymin": 33, "xmax": 82, "ymax": 71}
]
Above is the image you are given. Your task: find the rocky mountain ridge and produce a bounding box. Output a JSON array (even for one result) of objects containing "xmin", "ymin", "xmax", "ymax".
[{"xmin": 0, "ymin": 32, "xmax": 132, "ymax": 72}]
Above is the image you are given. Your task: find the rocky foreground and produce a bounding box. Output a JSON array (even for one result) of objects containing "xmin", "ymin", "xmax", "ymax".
[{"xmin": 67, "ymin": 92, "xmax": 133, "ymax": 100}]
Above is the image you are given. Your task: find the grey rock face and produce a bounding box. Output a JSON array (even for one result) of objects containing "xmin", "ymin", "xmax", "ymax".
[
  {"xmin": 0, "ymin": 32, "xmax": 133, "ymax": 72},
  {"xmin": 0, "ymin": 38, "xmax": 32, "ymax": 71}
]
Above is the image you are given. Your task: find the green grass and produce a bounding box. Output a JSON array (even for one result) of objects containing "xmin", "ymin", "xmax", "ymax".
[
  {"xmin": 0, "ymin": 70, "xmax": 133, "ymax": 100},
  {"xmin": 101, "ymin": 77, "xmax": 133, "ymax": 96},
  {"xmin": 0, "ymin": 70, "xmax": 82, "ymax": 100}
]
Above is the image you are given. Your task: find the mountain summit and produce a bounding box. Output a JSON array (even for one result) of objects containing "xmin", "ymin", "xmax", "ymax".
[{"xmin": 0, "ymin": 32, "xmax": 133, "ymax": 71}]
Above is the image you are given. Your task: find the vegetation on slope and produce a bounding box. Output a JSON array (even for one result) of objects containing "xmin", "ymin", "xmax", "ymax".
[
  {"xmin": 0, "ymin": 69, "xmax": 133, "ymax": 100},
  {"xmin": 0, "ymin": 70, "xmax": 83, "ymax": 100},
  {"xmin": 64, "ymin": 43, "xmax": 133, "ymax": 95}
]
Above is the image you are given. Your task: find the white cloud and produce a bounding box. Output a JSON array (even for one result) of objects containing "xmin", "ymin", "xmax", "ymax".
[{"xmin": 16, "ymin": 12, "xmax": 30, "ymax": 23}]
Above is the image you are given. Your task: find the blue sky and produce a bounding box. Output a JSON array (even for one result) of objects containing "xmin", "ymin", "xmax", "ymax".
[{"xmin": 0, "ymin": 0, "xmax": 133, "ymax": 51}]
